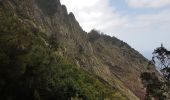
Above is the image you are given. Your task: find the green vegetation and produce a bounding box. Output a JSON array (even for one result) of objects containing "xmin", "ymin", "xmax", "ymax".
[
  {"xmin": 0, "ymin": 5, "xmax": 123, "ymax": 100},
  {"xmin": 141, "ymin": 44, "xmax": 170, "ymax": 100},
  {"xmin": 141, "ymin": 72, "xmax": 165, "ymax": 100}
]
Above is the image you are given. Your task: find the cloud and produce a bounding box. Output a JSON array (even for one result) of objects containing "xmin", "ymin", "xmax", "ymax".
[
  {"xmin": 60, "ymin": 0, "xmax": 170, "ymax": 35},
  {"xmin": 113, "ymin": 9, "xmax": 170, "ymax": 52},
  {"xmin": 126, "ymin": 0, "xmax": 170, "ymax": 8}
]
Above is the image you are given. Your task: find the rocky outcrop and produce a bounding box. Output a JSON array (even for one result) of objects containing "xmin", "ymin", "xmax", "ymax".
[{"xmin": 0, "ymin": 0, "xmax": 158, "ymax": 99}]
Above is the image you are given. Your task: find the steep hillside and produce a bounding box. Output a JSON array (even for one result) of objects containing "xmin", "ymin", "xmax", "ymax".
[{"xmin": 0, "ymin": 0, "xmax": 157, "ymax": 100}]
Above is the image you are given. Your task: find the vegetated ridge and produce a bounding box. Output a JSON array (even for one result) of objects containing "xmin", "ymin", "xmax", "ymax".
[{"xmin": 0, "ymin": 0, "xmax": 158, "ymax": 100}]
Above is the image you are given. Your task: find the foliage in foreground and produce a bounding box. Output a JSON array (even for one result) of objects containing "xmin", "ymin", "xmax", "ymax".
[{"xmin": 141, "ymin": 44, "xmax": 170, "ymax": 100}]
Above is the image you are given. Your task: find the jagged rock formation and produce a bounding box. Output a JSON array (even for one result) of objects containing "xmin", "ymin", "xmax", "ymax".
[{"xmin": 0, "ymin": 0, "xmax": 158, "ymax": 100}]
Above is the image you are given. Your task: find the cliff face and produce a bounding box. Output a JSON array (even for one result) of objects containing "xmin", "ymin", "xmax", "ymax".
[{"xmin": 0, "ymin": 0, "xmax": 157, "ymax": 99}]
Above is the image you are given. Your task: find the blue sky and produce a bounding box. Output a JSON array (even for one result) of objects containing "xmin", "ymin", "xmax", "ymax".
[{"xmin": 60, "ymin": 0, "xmax": 170, "ymax": 59}]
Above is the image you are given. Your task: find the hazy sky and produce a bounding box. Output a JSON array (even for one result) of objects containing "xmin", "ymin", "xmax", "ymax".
[{"xmin": 60, "ymin": 0, "xmax": 170, "ymax": 59}]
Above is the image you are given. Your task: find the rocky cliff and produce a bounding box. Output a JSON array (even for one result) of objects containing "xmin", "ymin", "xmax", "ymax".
[{"xmin": 0, "ymin": 0, "xmax": 158, "ymax": 100}]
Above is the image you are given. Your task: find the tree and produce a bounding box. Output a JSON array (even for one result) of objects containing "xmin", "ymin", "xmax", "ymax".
[
  {"xmin": 152, "ymin": 44, "xmax": 170, "ymax": 82},
  {"xmin": 141, "ymin": 44, "xmax": 170, "ymax": 100}
]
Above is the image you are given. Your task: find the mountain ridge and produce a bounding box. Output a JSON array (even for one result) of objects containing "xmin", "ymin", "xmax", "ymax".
[{"xmin": 0, "ymin": 0, "xmax": 158, "ymax": 100}]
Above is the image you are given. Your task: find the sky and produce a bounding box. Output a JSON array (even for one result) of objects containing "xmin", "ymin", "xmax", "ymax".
[{"xmin": 60, "ymin": 0, "xmax": 170, "ymax": 59}]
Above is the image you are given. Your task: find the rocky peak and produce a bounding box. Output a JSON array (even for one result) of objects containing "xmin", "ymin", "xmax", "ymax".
[
  {"xmin": 61, "ymin": 5, "xmax": 68, "ymax": 15},
  {"xmin": 68, "ymin": 12, "xmax": 76, "ymax": 20}
]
